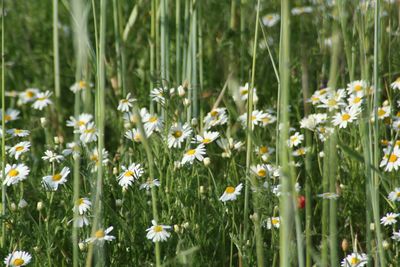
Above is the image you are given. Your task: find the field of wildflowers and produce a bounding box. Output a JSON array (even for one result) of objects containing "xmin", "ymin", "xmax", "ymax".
[{"xmin": 1, "ymin": 0, "xmax": 400, "ymax": 266}]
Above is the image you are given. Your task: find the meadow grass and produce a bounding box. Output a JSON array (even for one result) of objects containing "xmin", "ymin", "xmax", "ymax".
[{"xmin": 1, "ymin": 0, "xmax": 400, "ymax": 266}]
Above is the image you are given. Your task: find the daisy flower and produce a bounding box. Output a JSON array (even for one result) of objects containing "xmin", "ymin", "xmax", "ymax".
[
  {"xmin": 117, "ymin": 163, "xmax": 144, "ymax": 189},
  {"xmin": 167, "ymin": 123, "xmax": 192, "ymax": 148},
  {"xmin": 287, "ymin": 132, "xmax": 304, "ymax": 147},
  {"xmin": 291, "ymin": 6, "xmax": 313, "ymax": 15},
  {"xmin": 341, "ymin": 252, "xmax": 368, "ymax": 267},
  {"xmin": 376, "ymin": 105, "xmax": 391, "ymax": 120},
  {"xmin": 4, "ymin": 250, "xmax": 32, "ymax": 267},
  {"xmin": 391, "ymin": 77, "xmax": 400, "ymax": 90},
  {"xmin": 262, "ymin": 13, "xmax": 280, "ymax": 27},
  {"xmin": 146, "ymin": 220, "xmax": 172, "ymax": 242},
  {"xmin": 193, "ymin": 131, "xmax": 219, "ymax": 145},
  {"xmin": 7, "ymin": 128, "xmax": 30, "ymax": 137},
  {"xmin": 143, "ymin": 113, "xmax": 163, "ymax": 135},
  {"xmin": 347, "ymin": 80, "xmax": 367, "ymax": 96},
  {"xmin": 292, "ymin": 147, "xmax": 309, "ymax": 157},
  {"xmin": 71, "ymin": 215, "xmax": 90, "ymax": 228},
  {"xmin": 347, "ymin": 94, "xmax": 363, "ymax": 107},
  {"xmin": 219, "ymin": 183, "xmax": 243, "ymax": 202},
  {"xmin": 78, "ymin": 122, "xmax": 98, "ymax": 143},
  {"xmin": 238, "ymin": 110, "xmax": 266, "ymax": 129},
  {"xmin": 140, "ymin": 178, "xmax": 161, "ymax": 191},
  {"xmin": 89, "ymin": 148, "xmax": 109, "ymax": 172},
  {"xmin": 42, "ymin": 167, "xmax": 70, "ymax": 190},
  {"xmin": 181, "ymin": 144, "xmax": 206, "ymax": 165},
  {"xmin": 3, "ymin": 164, "xmax": 30, "ymax": 186},
  {"xmin": 380, "ymin": 145, "xmax": 400, "ymax": 172},
  {"xmin": 70, "ymin": 80, "xmax": 90, "ymax": 93},
  {"xmin": 66, "ymin": 113, "xmax": 93, "ymax": 128},
  {"xmin": 86, "ymin": 226, "xmax": 115, "ymax": 243},
  {"xmin": 260, "ymin": 112, "xmax": 277, "ymax": 126},
  {"xmin": 255, "ymin": 145, "xmax": 275, "ymax": 157},
  {"xmin": 388, "ymin": 188, "xmax": 400, "ymax": 202},
  {"xmin": 42, "ymin": 150, "xmax": 64, "ymax": 163},
  {"xmin": 317, "ymin": 90, "xmax": 346, "ymax": 111},
  {"xmin": 73, "ymin": 197, "xmax": 91, "ymax": 215},
  {"xmin": 332, "ymin": 107, "xmax": 360, "ymax": 128},
  {"xmin": 250, "ymin": 164, "xmax": 269, "ymax": 178},
  {"xmin": 8, "ymin": 141, "xmax": 30, "ymax": 160},
  {"xmin": 117, "ymin": 93, "xmax": 136, "ymax": 112},
  {"xmin": 1, "ymin": 108, "xmax": 20, "ymax": 123},
  {"xmin": 237, "ymin": 83, "xmax": 258, "ymax": 102},
  {"xmin": 381, "ymin": 212, "xmax": 399, "ymax": 226},
  {"xmin": 203, "ymin": 108, "xmax": 228, "ymax": 129},
  {"xmin": 19, "ymin": 88, "xmax": 39, "ymax": 103},
  {"xmin": 317, "ymin": 192, "xmax": 339, "ymax": 199},
  {"xmin": 32, "ymin": 90, "xmax": 52, "ymax": 110},
  {"xmin": 300, "ymin": 113, "xmax": 327, "ymax": 131},
  {"xmin": 392, "ymin": 230, "xmax": 400, "ymax": 242},
  {"xmin": 309, "ymin": 88, "xmax": 329, "ymax": 105},
  {"xmin": 125, "ymin": 128, "xmax": 145, "ymax": 143},
  {"xmin": 266, "ymin": 217, "xmax": 280, "ymax": 229},
  {"xmin": 150, "ymin": 87, "xmax": 168, "ymax": 105},
  {"xmin": 62, "ymin": 142, "xmax": 81, "ymax": 158}
]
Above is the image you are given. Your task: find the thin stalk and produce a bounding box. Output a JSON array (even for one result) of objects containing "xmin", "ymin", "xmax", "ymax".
[
  {"xmin": 112, "ymin": 0, "xmax": 123, "ymax": 95},
  {"xmin": 278, "ymin": 0, "xmax": 291, "ymax": 266},
  {"xmin": 372, "ymin": 0, "xmax": 385, "ymax": 265},
  {"xmin": 0, "ymin": 0, "xmax": 5, "ymax": 249},
  {"xmin": 176, "ymin": 0, "xmax": 181, "ymax": 84},
  {"xmin": 150, "ymin": 0, "xmax": 156, "ymax": 112},
  {"xmin": 53, "ymin": 0, "xmax": 62, "ymax": 127},
  {"xmin": 191, "ymin": 0, "xmax": 198, "ymax": 118},
  {"xmin": 86, "ymin": 0, "xmax": 106, "ymax": 265},
  {"xmin": 160, "ymin": 0, "xmax": 167, "ymax": 85}
]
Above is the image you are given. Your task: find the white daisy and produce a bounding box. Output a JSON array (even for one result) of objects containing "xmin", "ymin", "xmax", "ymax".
[
  {"xmin": 392, "ymin": 230, "xmax": 400, "ymax": 241},
  {"xmin": 193, "ymin": 131, "xmax": 219, "ymax": 145},
  {"xmin": 1, "ymin": 108, "xmax": 20, "ymax": 123},
  {"xmin": 62, "ymin": 142, "xmax": 81, "ymax": 158},
  {"xmin": 332, "ymin": 107, "xmax": 360, "ymax": 128},
  {"xmin": 291, "ymin": 6, "xmax": 313, "ymax": 15},
  {"xmin": 78, "ymin": 122, "xmax": 98, "ymax": 143},
  {"xmin": 341, "ymin": 252, "xmax": 368, "ymax": 267},
  {"xmin": 85, "ymin": 226, "xmax": 115, "ymax": 243},
  {"xmin": 260, "ymin": 112, "xmax": 277, "ymax": 126},
  {"xmin": 42, "ymin": 167, "xmax": 70, "ymax": 190},
  {"xmin": 3, "ymin": 164, "xmax": 30, "ymax": 186},
  {"xmin": 181, "ymin": 144, "xmax": 206, "ymax": 165},
  {"xmin": 287, "ymin": 132, "xmax": 304, "ymax": 147},
  {"xmin": 4, "ymin": 250, "xmax": 32, "ymax": 266},
  {"xmin": 42, "ymin": 150, "xmax": 64, "ymax": 163},
  {"xmin": 167, "ymin": 123, "xmax": 192, "ymax": 148},
  {"xmin": 250, "ymin": 164, "xmax": 269, "ymax": 178},
  {"xmin": 70, "ymin": 80, "xmax": 90, "ymax": 93},
  {"xmin": 380, "ymin": 145, "xmax": 400, "ymax": 172},
  {"xmin": 262, "ymin": 13, "xmax": 280, "ymax": 27},
  {"xmin": 71, "ymin": 215, "xmax": 90, "ymax": 228},
  {"xmin": 203, "ymin": 108, "xmax": 228, "ymax": 129},
  {"xmin": 32, "ymin": 90, "xmax": 52, "ymax": 110},
  {"xmin": 346, "ymin": 80, "xmax": 367, "ymax": 96},
  {"xmin": 237, "ymin": 83, "xmax": 258, "ymax": 102},
  {"xmin": 66, "ymin": 113, "xmax": 93, "ymax": 128},
  {"xmin": 117, "ymin": 163, "xmax": 144, "ymax": 189},
  {"xmin": 150, "ymin": 87, "xmax": 168, "ymax": 105},
  {"xmin": 300, "ymin": 113, "xmax": 327, "ymax": 131},
  {"xmin": 125, "ymin": 128, "xmax": 145, "ymax": 143},
  {"xmin": 376, "ymin": 105, "xmax": 391, "ymax": 120},
  {"xmin": 89, "ymin": 147, "xmax": 109, "ymax": 172},
  {"xmin": 7, "ymin": 128, "xmax": 30, "ymax": 137},
  {"xmin": 266, "ymin": 217, "xmax": 280, "ymax": 229},
  {"xmin": 19, "ymin": 88, "xmax": 39, "ymax": 103},
  {"xmin": 117, "ymin": 93, "xmax": 136, "ymax": 112},
  {"xmin": 238, "ymin": 110, "xmax": 266, "ymax": 129},
  {"xmin": 219, "ymin": 183, "xmax": 243, "ymax": 202},
  {"xmin": 388, "ymin": 187, "xmax": 400, "ymax": 202},
  {"xmin": 146, "ymin": 220, "xmax": 172, "ymax": 242},
  {"xmin": 391, "ymin": 77, "xmax": 400, "ymax": 90},
  {"xmin": 380, "ymin": 212, "xmax": 399, "ymax": 226},
  {"xmin": 143, "ymin": 113, "xmax": 163, "ymax": 135},
  {"xmin": 73, "ymin": 197, "xmax": 92, "ymax": 215},
  {"xmin": 8, "ymin": 141, "xmax": 30, "ymax": 160},
  {"xmin": 309, "ymin": 88, "xmax": 329, "ymax": 105},
  {"xmin": 140, "ymin": 178, "xmax": 161, "ymax": 191},
  {"xmin": 317, "ymin": 192, "xmax": 339, "ymax": 199}
]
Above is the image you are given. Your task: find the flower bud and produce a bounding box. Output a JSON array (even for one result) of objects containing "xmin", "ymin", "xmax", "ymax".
[
  {"xmin": 37, "ymin": 201, "xmax": 44, "ymax": 211},
  {"xmin": 203, "ymin": 157, "xmax": 211, "ymax": 167},
  {"xmin": 40, "ymin": 117, "xmax": 47, "ymax": 127},
  {"xmin": 18, "ymin": 199, "xmax": 28, "ymax": 209},
  {"xmin": 341, "ymin": 239, "xmax": 349, "ymax": 252}
]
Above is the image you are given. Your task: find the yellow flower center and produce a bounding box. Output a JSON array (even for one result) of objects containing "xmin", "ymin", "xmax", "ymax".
[
  {"xmin": 354, "ymin": 84, "xmax": 362, "ymax": 92},
  {"xmin": 84, "ymin": 128, "xmax": 95, "ymax": 134},
  {"xmin": 225, "ymin": 186, "xmax": 235, "ymax": 194},
  {"xmin": 172, "ymin": 130, "xmax": 183, "ymax": 138},
  {"xmin": 14, "ymin": 129, "xmax": 22, "ymax": 134},
  {"xmin": 121, "ymin": 99, "xmax": 129, "ymax": 103},
  {"xmin": 134, "ymin": 134, "xmax": 141, "ymax": 142},
  {"xmin": 37, "ymin": 96, "xmax": 47, "ymax": 101},
  {"xmin": 13, "ymin": 258, "xmax": 25, "ymax": 266},
  {"xmin": 396, "ymin": 192, "xmax": 400, "ymax": 198},
  {"xmin": 124, "ymin": 170, "xmax": 134, "ymax": 177},
  {"xmin": 389, "ymin": 154, "xmax": 398, "ymax": 163},
  {"xmin": 353, "ymin": 97, "xmax": 361, "ymax": 104},
  {"xmin": 154, "ymin": 225, "xmax": 163, "ymax": 233},
  {"xmin": 341, "ymin": 113, "xmax": 351, "ymax": 121},
  {"xmin": 8, "ymin": 169, "xmax": 19, "ymax": 177},
  {"xmin": 148, "ymin": 116, "xmax": 157, "ymax": 123},
  {"xmin": 378, "ymin": 108, "xmax": 386, "ymax": 117},
  {"xmin": 271, "ymin": 218, "xmax": 279, "ymax": 225},
  {"xmin": 4, "ymin": 114, "xmax": 11, "ymax": 121},
  {"xmin": 210, "ymin": 110, "xmax": 218, "ymax": 117},
  {"xmin": 396, "ymin": 77, "xmax": 400, "ymax": 83},
  {"xmin": 15, "ymin": 146, "xmax": 24, "ymax": 151},
  {"xmin": 95, "ymin": 229, "xmax": 105, "ymax": 238},
  {"xmin": 262, "ymin": 117, "xmax": 270, "ymax": 123},
  {"xmin": 186, "ymin": 149, "xmax": 196, "ymax": 156},
  {"xmin": 52, "ymin": 173, "xmax": 62, "ymax": 181},
  {"xmin": 259, "ymin": 146, "xmax": 268, "ymax": 154},
  {"xmin": 79, "ymin": 80, "xmax": 88, "ymax": 89},
  {"xmin": 77, "ymin": 120, "xmax": 85, "ymax": 126},
  {"xmin": 90, "ymin": 155, "xmax": 99, "ymax": 162},
  {"xmin": 297, "ymin": 148, "xmax": 306, "ymax": 155},
  {"xmin": 202, "ymin": 138, "xmax": 211, "ymax": 144},
  {"xmin": 311, "ymin": 96, "xmax": 319, "ymax": 102},
  {"xmin": 240, "ymin": 89, "xmax": 248, "ymax": 96},
  {"xmin": 327, "ymin": 99, "xmax": 337, "ymax": 107},
  {"xmin": 350, "ymin": 257, "xmax": 360, "ymax": 265},
  {"xmin": 76, "ymin": 198, "xmax": 84, "ymax": 205},
  {"xmin": 257, "ymin": 169, "xmax": 267, "ymax": 177}
]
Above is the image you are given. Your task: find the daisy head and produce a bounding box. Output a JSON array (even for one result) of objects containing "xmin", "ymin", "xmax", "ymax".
[
  {"xmin": 86, "ymin": 226, "xmax": 115, "ymax": 243},
  {"xmin": 146, "ymin": 220, "xmax": 172, "ymax": 242},
  {"xmin": 219, "ymin": 183, "xmax": 243, "ymax": 202},
  {"xmin": 32, "ymin": 90, "xmax": 52, "ymax": 110},
  {"xmin": 3, "ymin": 163, "xmax": 30, "ymax": 186},
  {"xmin": 42, "ymin": 167, "xmax": 70, "ymax": 191},
  {"xmin": 4, "ymin": 250, "xmax": 32, "ymax": 266}
]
